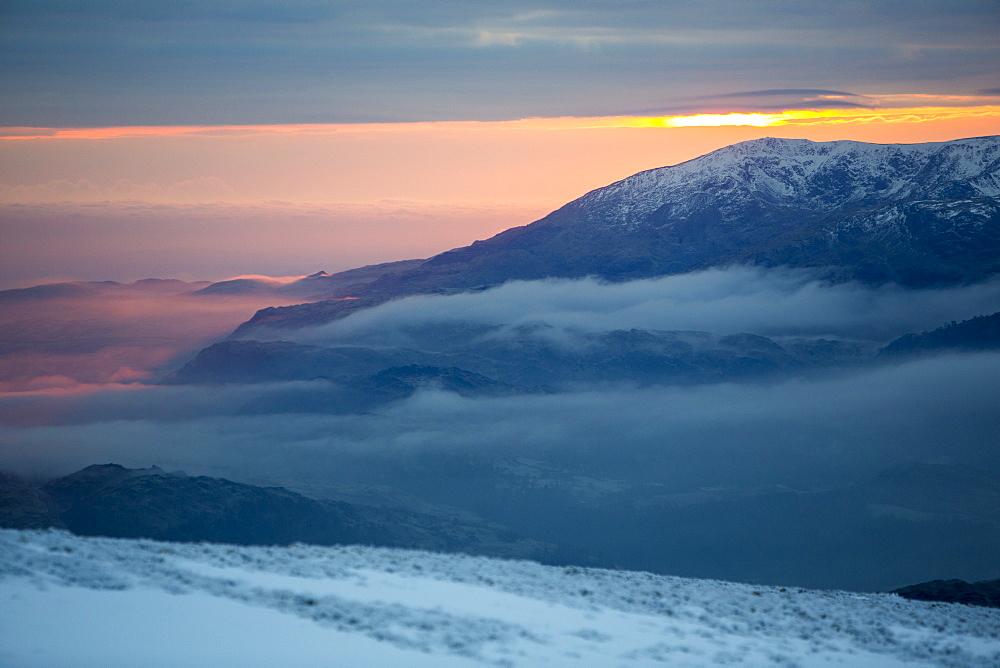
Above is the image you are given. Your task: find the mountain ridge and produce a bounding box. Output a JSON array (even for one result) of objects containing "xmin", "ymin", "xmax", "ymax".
[{"xmin": 232, "ymin": 135, "xmax": 1000, "ymax": 335}]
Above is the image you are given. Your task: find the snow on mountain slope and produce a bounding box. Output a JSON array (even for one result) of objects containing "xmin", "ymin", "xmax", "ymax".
[
  {"xmin": 579, "ymin": 136, "xmax": 1000, "ymax": 229},
  {"xmin": 2, "ymin": 529, "xmax": 998, "ymax": 666}
]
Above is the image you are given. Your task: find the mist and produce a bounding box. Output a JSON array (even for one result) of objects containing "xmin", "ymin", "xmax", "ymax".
[
  {"xmin": 3, "ymin": 351, "xmax": 998, "ymax": 485},
  {"xmin": 6, "ymin": 265, "xmax": 999, "ymax": 483},
  {"xmin": 276, "ymin": 267, "xmax": 1000, "ymax": 347},
  {"xmin": 2, "ymin": 266, "xmax": 999, "ymax": 590},
  {"xmin": 0, "ymin": 280, "xmax": 306, "ymax": 392}
]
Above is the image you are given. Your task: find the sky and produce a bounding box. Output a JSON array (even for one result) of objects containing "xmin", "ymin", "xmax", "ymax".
[
  {"xmin": 3, "ymin": 1, "xmax": 999, "ymax": 126},
  {"xmin": 2, "ymin": 3, "xmax": 999, "ymax": 594},
  {"xmin": 1, "ymin": 0, "xmax": 999, "ymax": 286}
]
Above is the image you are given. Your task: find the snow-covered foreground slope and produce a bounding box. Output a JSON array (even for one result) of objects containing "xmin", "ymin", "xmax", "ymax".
[{"xmin": 2, "ymin": 530, "xmax": 998, "ymax": 667}]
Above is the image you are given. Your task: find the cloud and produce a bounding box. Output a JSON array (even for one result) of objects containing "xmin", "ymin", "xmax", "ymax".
[
  {"xmin": 3, "ymin": 1, "xmax": 999, "ymax": 125},
  {"xmin": 4, "ymin": 265, "xmax": 996, "ymax": 488},
  {"xmin": 2, "ymin": 266, "xmax": 997, "ymax": 587},
  {"xmin": 1, "ymin": 352, "xmax": 998, "ymax": 490},
  {"xmin": 279, "ymin": 268, "xmax": 1000, "ymax": 347},
  {"xmin": 695, "ymin": 88, "xmax": 876, "ymax": 112},
  {"xmin": 712, "ymin": 89, "xmax": 862, "ymax": 98}
]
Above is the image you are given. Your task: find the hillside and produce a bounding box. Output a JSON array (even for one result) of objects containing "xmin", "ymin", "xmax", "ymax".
[
  {"xmin": 881, "ymin": 311, "xmax": 1000, "ymax": 357},
  {"xmin": 234, "ymin": 135, "xmax": 1000, "ymax": 335},
  {"xmin": 3, "ymin": 529, "xmax": 998, "ymax": 666},
  {"xmin": 0, "ymin": 465, "xmax": 571, "ymax": 564}
]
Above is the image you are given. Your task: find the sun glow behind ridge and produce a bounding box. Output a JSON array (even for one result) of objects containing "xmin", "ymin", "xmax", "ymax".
[
  {"xmin": 655, "ymin": 105, "xmax": 1000, "ymax": 128},
  {"xmin": 1, "ymin": 97, "xmax": 998, "ymax": 291},
  {"xmin": 661, "ymin": 113, "xmax": 784, "ymax": 127},
  {"xmin": 3, "ymin": 103, "xmax": 999, "ymax": 141}
]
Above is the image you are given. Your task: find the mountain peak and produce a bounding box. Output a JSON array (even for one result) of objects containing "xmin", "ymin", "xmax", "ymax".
[
  {"xmin": 231, "ymin": 135, "xmax": 1000, "ymax": 333},
  {"xmin": 580, "ymin": 135, "xmax": 1000, "ymax": 230}
]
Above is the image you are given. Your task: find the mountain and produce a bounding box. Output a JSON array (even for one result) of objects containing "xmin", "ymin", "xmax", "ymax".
[
  {"xmin": 881, "ymin": 310, "xmax": 1000, "ymax": 357},
  {"xmin": 0, "ymin": 260, "xmax": 425, "ymax": 305},
  {"xmin": 176, "ymin": 327, "xmax": 875, "ymax": 388},
  {"xmin": 0, "ymin": 464, "xmax": 575, "ymax": 564},
  {"xmin": 893, "ymin": 578, "xmax": 1000, "ymax": 608},
  {"xmin": 6, "ymin": 458, "xmax": 997, "ymax": 593},
  {"xmin": 0, "ymin": 278, "xmax": 210, "ymax": 304},
  {"xmin": 234, "ymin": 135, "xmax": 1000, "ymax": 335},
  {"xmin": 0, "ymin": 471, "xmax": 64, "ymax": 530},
  {"xmin": 403, "ymin": 136, "xmax": 1000, "ymax": 285},
  {"xmin": 194, "ymin": 260, "xmax": 426, "ymax": 300}
]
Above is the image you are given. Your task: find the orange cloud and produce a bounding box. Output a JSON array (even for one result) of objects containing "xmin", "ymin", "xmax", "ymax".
[
  {"xmin": 3, "ymin": 100, "xmax": 999, "ymax": 141},
  {"xmin": 778, "ymin": 105, "xmax": 1000, "ymax": 126}
]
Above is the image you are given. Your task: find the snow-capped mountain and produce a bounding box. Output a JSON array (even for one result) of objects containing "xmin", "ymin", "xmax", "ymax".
[
  {"xmin": 3, "ymin": 529, "xmax": 999, "ymax": 666},
  {"xmin": 410, "ymin": 135, "xmax": 1000, "ymax": 286},
  {"xmin": 236, "ymin": 135, "xmax": 1000, "ymax": 334},
  {"xmin": 576, "ymin": 136, "xmax": 1000, "ymax": 226}
]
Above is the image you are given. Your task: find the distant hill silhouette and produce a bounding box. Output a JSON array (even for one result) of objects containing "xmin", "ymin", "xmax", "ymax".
[
  {"xmin": 881, "ymin": 311, "xmax": 1000, "ymax": 357},
  {"xmin": 893, "ymin": 579, "xmax": 1000, "ymax": 608},
  {"xmin": 0, "ymin": 464, "xmax": 578, "ymax": 564}
]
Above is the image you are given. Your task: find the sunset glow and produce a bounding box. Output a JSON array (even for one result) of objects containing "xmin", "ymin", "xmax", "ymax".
[
  {"xmin": 2, "ymin": 99, "xmax": 997, "ymax": 289},
  {"xmin": 659, "ymin": 105, "xmax": 1000, "ymax": 128},
  {"xmin": 779, "ymin": 105, "xmax": 1000, "ymax": 126},
  {"xmin": 3, "ymin": 102, "xmax": 999, "ymax": 141},
  {"xmin": 3, "ymin": 5, "xmax": 1000, "ymax": 647},
  {"xmin": 661, "ymin": 113, "xmax": 785, "ymax": 127}
]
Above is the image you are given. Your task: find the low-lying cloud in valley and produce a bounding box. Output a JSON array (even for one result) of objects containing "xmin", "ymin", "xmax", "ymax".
[
  {"xmin": 2, "ymin": 265, "xmax": 999, "ymax": 589},
  {"xmin": 4, "ymin": 266, "xmax": 1000, "ymax": 477},
  {"xmin": 277, "ymin": 267, "xmax": 1000, "ymax": 346},
  {"xmin": 2, "ymin": 350, "xmax": 999, "ymax": 485}
]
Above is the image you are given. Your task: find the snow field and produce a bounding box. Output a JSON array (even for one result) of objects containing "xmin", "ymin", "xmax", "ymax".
[{"xmin": 1, "ymin": 529, "xmax": 998, "ymax": 666}]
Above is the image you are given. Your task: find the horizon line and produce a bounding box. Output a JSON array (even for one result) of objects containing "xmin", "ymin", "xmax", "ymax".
[{"xmin": 3, "ymin": 104, "xmax": 999, "ymax": 141}]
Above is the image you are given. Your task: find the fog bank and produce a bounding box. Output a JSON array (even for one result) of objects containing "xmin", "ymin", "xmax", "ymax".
[
  {"xmin": 3, "ymin": 352, "xmax": 998, "ymax": 488},
  {"xmin": 283, "ymin": 268, "xmax": 1000, "ymax": 347}
]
